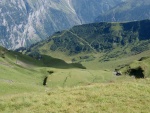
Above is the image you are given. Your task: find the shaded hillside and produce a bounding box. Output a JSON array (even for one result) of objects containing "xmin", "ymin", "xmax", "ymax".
[
  {"xmin": 95, "ymin": 0, "xmax": 150, "ymax": 22},
  {"xmin": 25, "ymin": 20, "xmax": 150, "ymax": 60},
  {"xmin": 0, "ymin": 46, "xmax": 85, "ymax": 69}
]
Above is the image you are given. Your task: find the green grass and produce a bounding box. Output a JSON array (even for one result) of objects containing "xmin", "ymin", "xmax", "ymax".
[
  {"xmin": 82, "ymin": 49, "xmax": 150, "ymax": 70},
  {"xmin": 0, "ymin": 82, "xmax": 44, "ymax": 96},
  {"xmin": 1, "ymin": 46, "xmax": 150, "ymax": 112},
  {"xmin": 0, "ymin": 79, "xmax": 150, "ymax": 113},
  {"xmin": 44, "ymin": 68, "xmax": 130, "ymax": 88}
]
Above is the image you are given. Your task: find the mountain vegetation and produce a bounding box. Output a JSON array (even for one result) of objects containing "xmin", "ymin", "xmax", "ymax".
[
  {"xmin": 1, "ymin": 1, "xmax": 150, "ymax": 112},
  {"xmin": 24, "ymin": 19, "xmax": 150, "ymax": 64},
  {"xmin": 1, "ymin": 19, "xmax": 150, "ymax": 112},
  {"xmin": 1, "ymin": 46, "xmax": 150, "ymax": 113},
  {"xmin": 1, "ymin": 0, "xmax": 150, "ymax": 49}
]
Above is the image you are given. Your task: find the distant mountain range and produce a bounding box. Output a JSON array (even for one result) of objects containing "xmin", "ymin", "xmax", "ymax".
[
  {"xmin": 0, "ymin": 0, "xmax": 123, "ymax": 49},
  {"xmin": 95, "ymin": 0, "xmax": 150, "ymax": 22},
  {"xmin": 23, "ymin": 19, "xmax": 150, "ymax": 62}
]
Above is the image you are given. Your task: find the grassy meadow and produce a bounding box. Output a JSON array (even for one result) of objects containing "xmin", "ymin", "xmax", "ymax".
[
  {"xmin": 1, "ymin": 79, "xmax": 150, "ymax": 113},
  {"xmin": 0, "ymin": 46, "xmax": 150, "ymax": 112}
]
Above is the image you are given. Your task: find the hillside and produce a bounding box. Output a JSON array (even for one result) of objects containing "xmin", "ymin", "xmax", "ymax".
[
  {"xmin": 1, "ymin": 0, "xmax": 150, "ymax": 49},
  {"xmin": 24, "ymin": 19, "xmax": 150, "ymax": 65},
  {"xmin": 1, "ymin": 45, "xmax": 124, "ymax": 90},
  {"xmin": 0, "ymin": 0, "xmax": 123, "ymax": 49},
  {"xmin": 1, "ymin": 45, "xmax": 150, "ymax": 113},
  {"xmin": 1, "ymin": 26, "xmax": 150, "ymax": 113},
  {"xmin": 95, "ymin": 0, "xmax": 150, "ymax": 22},
  {"xmin": 0, "ymin": 46, "xmax": 85, "ymax": 69},
  {"xmin": 1, "ymin": 1, "xmax": 150, "ymax": 112},
  {"xmin": 1, "ymin": 46, "xmax": 150, "ymax": 112},
  {"xmin": 0, "ymin": 46, "xmax": 89, "ymax": 95},
  {"xmin": 1, "ymin": 45, "xmax": 136, "ymax": 95}
]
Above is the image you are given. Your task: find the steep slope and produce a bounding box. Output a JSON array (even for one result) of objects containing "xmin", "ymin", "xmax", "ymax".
[
  {"xmin": 25, "ymin": 19, "xmax": 150, "ymax": 63},
  {"xmin": 0, "ymin": 0, "xmax": 123, "ymax": 49},
  {"xmin": 95, "ymin": 0, "xmax": 150, "ymax": 22},
  {"xmin": 71, "ymin": 0, "xmax": 123, "ymax": 23},
  {"xmin": 0, "ymin": 0, "xmax": 80, "ymax": 49}
]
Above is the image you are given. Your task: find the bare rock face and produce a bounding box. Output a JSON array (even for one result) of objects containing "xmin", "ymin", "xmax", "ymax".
[
  {"xmin": 0, "ymin": 0, "xmax": 123, "ymax": 49},
  {"xmin": 95, "ymin": 0, "xmax": 150, "ymax": 22}
]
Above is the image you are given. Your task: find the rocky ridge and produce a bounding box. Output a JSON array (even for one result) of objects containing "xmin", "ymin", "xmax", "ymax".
[{"xmin": 0, "ymin": 0, "xmax": 123, "ymax": 49}]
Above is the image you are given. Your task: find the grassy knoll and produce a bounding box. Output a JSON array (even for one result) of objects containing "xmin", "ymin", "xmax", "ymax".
[{"xmin": 0, "ymin": 78, "xmax": 150, "ymax": 113}]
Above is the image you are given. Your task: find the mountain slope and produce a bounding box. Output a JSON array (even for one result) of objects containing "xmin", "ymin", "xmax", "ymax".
[
  {"xmin": 0, "ymin": 0, "xmax": 123, "ymax": 49},
  {"xmin": 1, "ymin": 46, "xmax": 150, "ymax": 112},
  {"xmin": 0, "ymin": 45, "xmax": 88, "ymax": 94},
  {"xmin": 95, "ymin": 0, "xmax": 150, "ymax": 22},
  {"xmin": 0, "ymin": 46, "xmax": 85, "ymax": 71},
  {"xmin": 25, "ymin": 19, "xmax": 150, "ymax": 63}
]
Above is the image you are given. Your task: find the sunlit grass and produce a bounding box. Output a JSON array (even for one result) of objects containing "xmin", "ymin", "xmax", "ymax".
[{"xmin": 0, "ymin": 79, "xmax": 150, "ymax": 113}]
